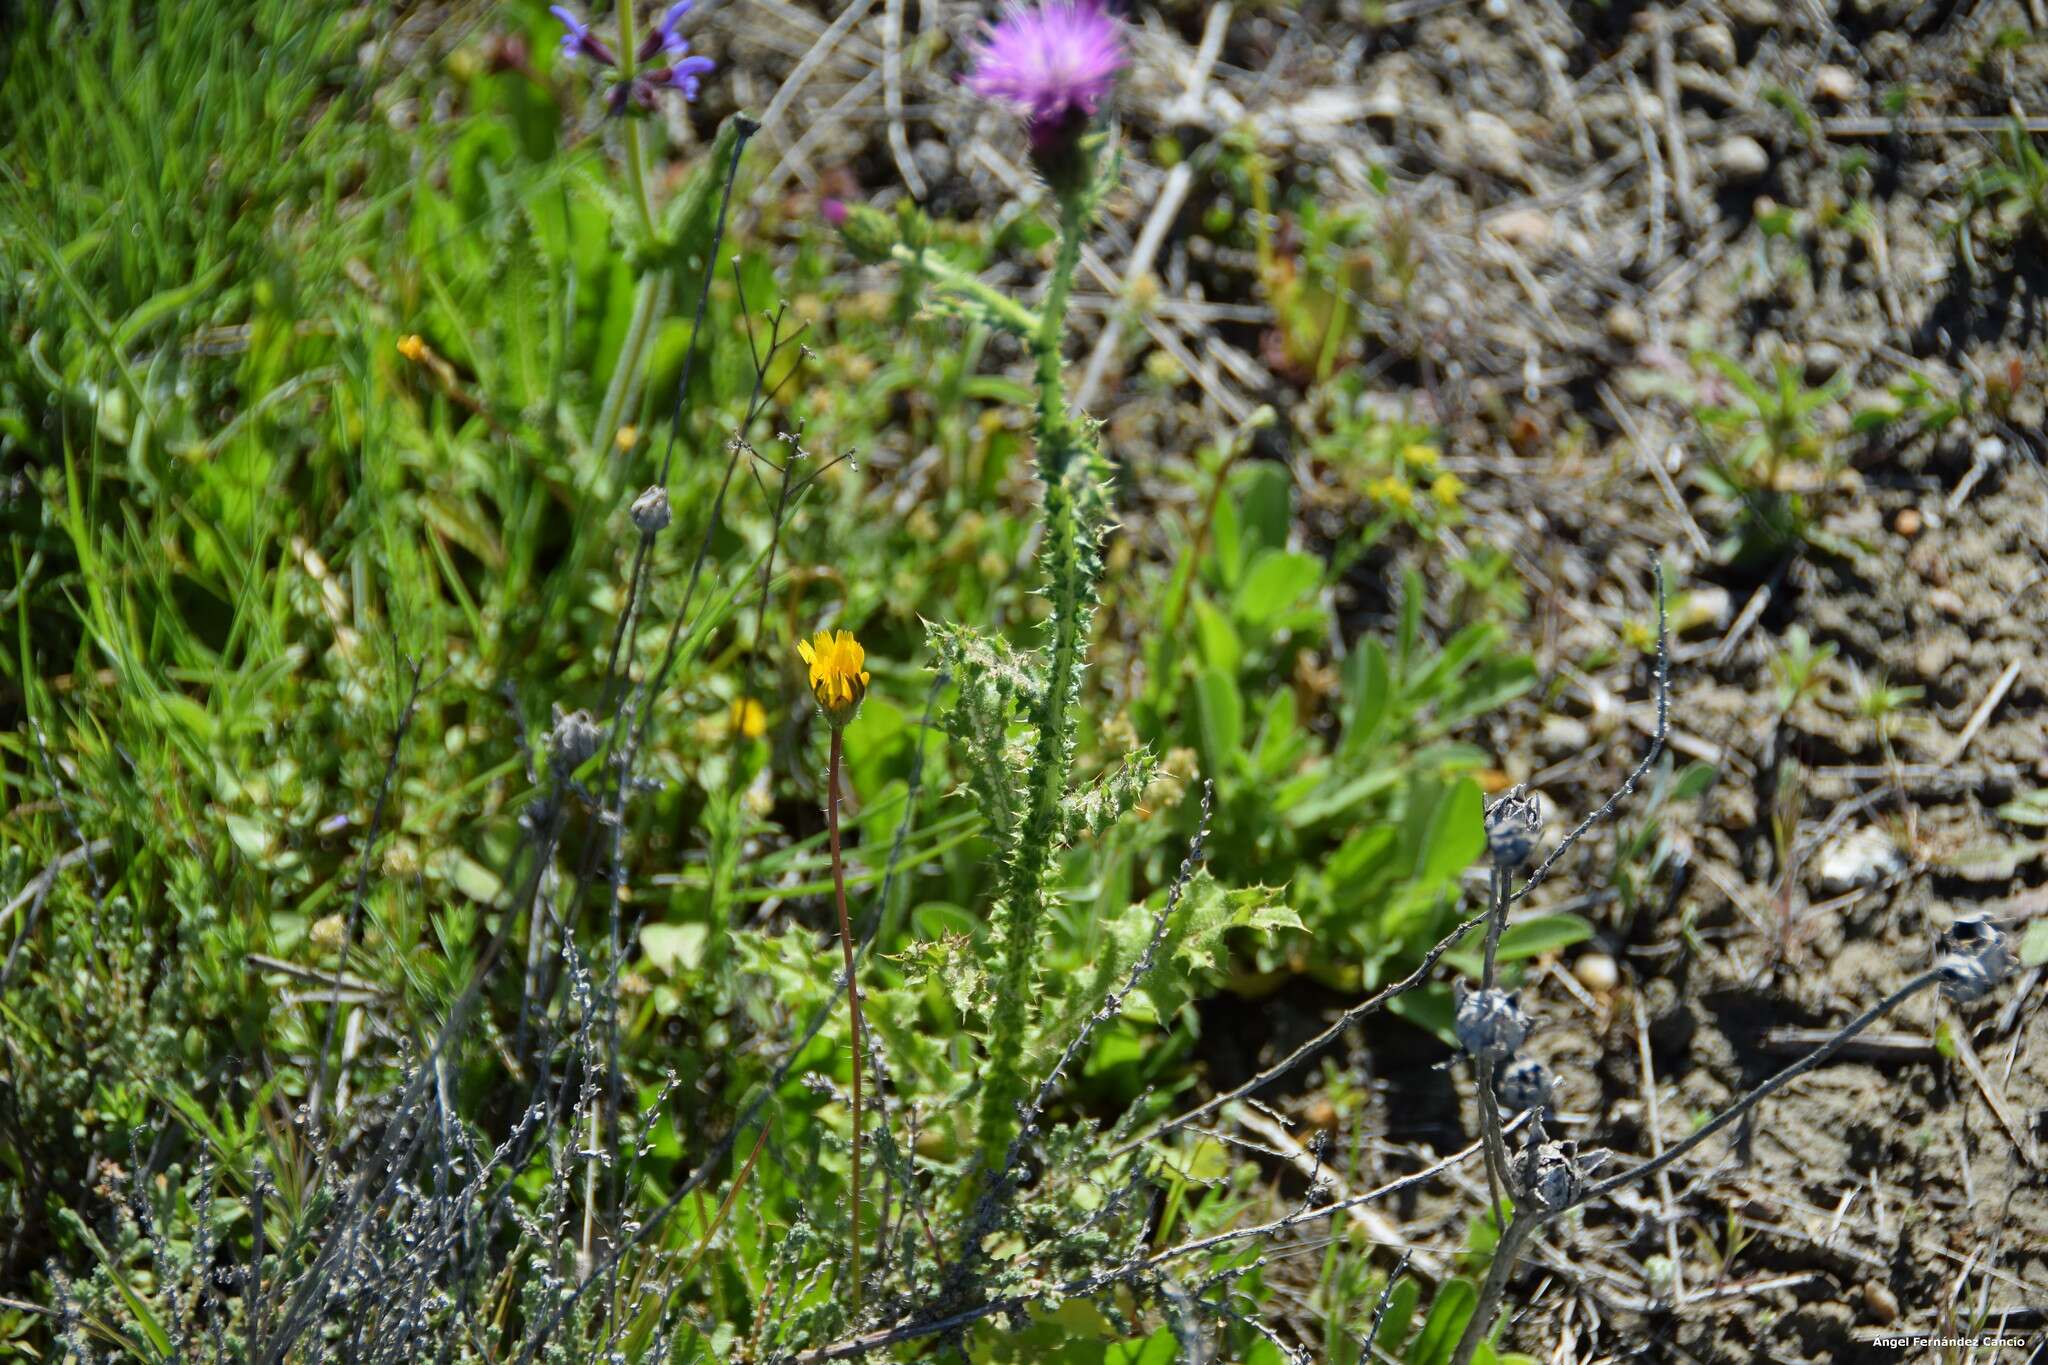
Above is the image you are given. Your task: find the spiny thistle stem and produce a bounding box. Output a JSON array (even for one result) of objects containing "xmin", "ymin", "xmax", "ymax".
[
  {"xmin": 975, "ymin": 184, "xmax": 1108, "ymax": 1167},
  {"xmin": 827, "ymin": 727, "xmax": 866, "ymax": 1315}
]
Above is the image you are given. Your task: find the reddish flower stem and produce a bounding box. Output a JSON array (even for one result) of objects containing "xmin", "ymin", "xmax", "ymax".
[{"xmin": 827, "ymin": 727, "xmax": 866, "ymax": 1316}]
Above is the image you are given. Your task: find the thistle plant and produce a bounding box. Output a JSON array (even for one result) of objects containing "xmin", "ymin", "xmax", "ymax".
[{"xmin": 835, "ymin": 0, "xmax": 1132, "ymax": 1168}]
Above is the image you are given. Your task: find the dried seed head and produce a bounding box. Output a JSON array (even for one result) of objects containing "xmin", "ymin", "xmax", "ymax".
[
  {"xmin": 548, "ymin": 706, "xmax": 604, "ymax": 781},
  {"xmin": 1484, "ymin": 786, "xmax": 1544, "ymax": 869},
  {"xmin": 630, "ymin": 484, "xmax": 672, "ymax": 534},
  {"xmin": 1497, "ymin": 1056, "xmax": 1554, "ymax": 1114},
  {"xmin": 1454, "ymin": 984, "xmax": 1529, "ymax": 1061},
  {"xmin": 1935, "ymin": 914, "xmax": 2012, "ymax": 1004},
  {"xmin": 1516, "ymin": 1127, "xmax": 1609, "ymax": 1211}
]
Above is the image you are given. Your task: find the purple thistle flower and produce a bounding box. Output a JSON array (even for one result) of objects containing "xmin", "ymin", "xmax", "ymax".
[
  {"xmin": 965, "ymin": 0, "xmax": 1127, "ymax": 132},
  {"xmin": 549, "ymin": 5, "xmax": 619, "ymax": 66}
]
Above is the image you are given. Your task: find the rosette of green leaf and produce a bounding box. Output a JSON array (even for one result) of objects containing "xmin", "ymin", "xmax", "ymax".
[{"xmin": 1690, "ymin": 351, "xmax": 1855, "ymax": 563}]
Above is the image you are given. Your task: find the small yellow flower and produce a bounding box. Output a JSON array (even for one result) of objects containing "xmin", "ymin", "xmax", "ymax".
[
  {"xmin": 396, "ymin": 333, "xmax": 428, "ymax": 363},
  {"xmin": 797, "ymin": 629, "xmax": 871, "ymax": 725},
  {"xmin": 615, "ymin": 424, "xmax": 640, "ymax": 451},
  {"xmin": 729, "ymin": 696, "xmax": 767, "ymax": 739},
  {"xmin": 1621, "ymin": 618, "xmax": 1656, "ymax": 653},
  {"xmin": 1366, "ymin": 476, "xmax": 1414, "ymax": 512},
  {"xmin": 1430, "ymin": 472, "xmax": 1467, "ymax": 509},
  {"xmin": 1400, "ymin": 443, "xmax": 1441, "ymax": 471}
]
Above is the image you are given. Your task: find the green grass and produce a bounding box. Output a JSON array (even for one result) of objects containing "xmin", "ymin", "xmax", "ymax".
[{"xmin": 1, "ymin": 4, "xmax": 1558, "ymax": 1360}]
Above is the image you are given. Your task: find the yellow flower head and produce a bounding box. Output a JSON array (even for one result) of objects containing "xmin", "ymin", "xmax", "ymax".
[
  {"xmin": 797, "ymin": 629, "xmax": 871, "ymax": 725},
  {"xmin": 1400, "ymin": 443, "xmax": 1441, "ymax": 471},
  {"xmin": 1430, "ymin": 472, "xmax": 1467, "ymax": 509},
  {"xmin": 397, "ymin": 333, "xmax": 428, "ymax": 363},
  {"xmin": 1366, "ymin": 476, "xmax": 1414, "ymax": 512},
  {"xmin": 729, "ymin": 697, "xmax": 767, "ymax": 739},
  {"xmin": 615, "ymin": 424, "xmax": 640, "ymax": 451}
]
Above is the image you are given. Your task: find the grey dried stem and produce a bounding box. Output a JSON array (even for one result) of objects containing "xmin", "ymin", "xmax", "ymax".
[{"xmin": 1447, "ymin": 559, "xmax": 2020, "ymax": 1365}]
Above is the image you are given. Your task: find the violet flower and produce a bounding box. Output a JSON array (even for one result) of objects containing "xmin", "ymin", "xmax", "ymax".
[
  {"xmin": 549, "ymin": 5, "xmax": 618, "ymax": 66},
  {"xmin": 639, "ymin": 1, "xmax": 696, "ymax": 61},
  {"xmin": 550, "ymin": 2, "xmax": 715, "ymax": 110},
  {"xmin": 965, "ymin": 0, "xmax": 1127, "ymax": 141}
]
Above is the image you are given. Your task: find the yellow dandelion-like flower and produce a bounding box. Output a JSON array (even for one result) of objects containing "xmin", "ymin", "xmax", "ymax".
[
  {"xmin": 615, "ymin": 424, "xmax": 640, "ymax": 451},
  {"xmin": 396, "ymin": 334, "xmax": 429, "ymax": 363},
  {"xmin": 1366, "ymin": 476, "xmax": 1414, "ymax": 512},
  {"xmin": 729, "ymin": 697, "xmax": 767, "ymax": 739},
  {"xmin": 1400, "ymin": 443, "xmax": 1441, "ymax": 471},
  {"xmin": 797, "ymin": 629, "xmax": 871, "ymax": 725},
  {"xmin": 1430, "ymin": 472, "xmax": 1467, "ymax": 509}
]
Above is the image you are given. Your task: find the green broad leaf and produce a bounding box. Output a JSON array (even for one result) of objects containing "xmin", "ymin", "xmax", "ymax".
[
  {"xmin": 1192, "ymin": 595, "xmax": 1242, "ymax": 676},
  {"xmin": 1106, "ymin": 1328, "xmax": 1179, "ymax": 1365},
  {"xmin": 641, "ymin": 922, "xmax": 710, "ymax": 975},
  {"xmin": 1368, "ymin": 1276, "xmax": 1421, "ymax": 1353},
  {"xmin": 1195, "ymin": 666, "xmax": 1244, "ymax": 776},
  {"xmin": 1342, "ymin": 637, "xmax": 1394, "ymax": 757},
  {"xmin": 1671, "ymin": 760, "xmax": 1718, "ymax": 801},
  {"xmin": 2021, "ymin": 920, "xmax": 2048, "ymax": 968},
  {"xmin": 1238, "ymin": 462, "xmax": 1293, "ymax": 559},
  {"xmin": 1235, "ymin": 549, "xmax": 1323, "ymax": 630},
  {"xmin": 1995, "ymin": 789, "xmax": 2048, "ymax": 827},
  {"xmin": 1210, "ymin": 492, "xmax": 1244, "ymax": 589},
  {"xmin": 1387, "ymin": 982, "xmax": 1459, "ymax": 1047},
  {"xmin": 1406, "ymin": 1277, "xmax": 1479, "ymax": 1365},
  {"xmin": 1417, "ymin": 779, "xmax": 1487, "ymax": 889},
  {"xmin": 1284, "ymin": 766, "xmax": 1403, "ymax": 829},
  {"xmin": 1446, "ymin": 914, "xmax": 1595, "ymax": 977},
  {"xmin": 430, "ymin": 849, "xmax": 506, "ymax": 908}
]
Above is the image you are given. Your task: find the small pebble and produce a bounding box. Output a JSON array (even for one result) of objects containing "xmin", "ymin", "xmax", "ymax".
[
  {"xmin": 1817, "ymin": 827, "xmax": 1904, "ymax": 895},
  {"xmin": 1804, "ymin": 341, "xmax": 1846, "ymax": 383},
  {"xmin": 1814, "ymin": 65, "xmax": 1859, "ymax": 103},
  {"xmin": 1717, "ymin": 135, "xmax": 1772, "ymax": 181},
  {"xmin": 1573, "ymin": 952, "xmax": 1620, "ymax": 992},
  {"xmin": 1861, "ymin": 1280, "xmax": 1900, "ymax": 1325},
  {"xmin": 1683, "ymin": 21, "xmax": 1736, "ymax": 71},
  {"xmin": 1605, "ymin": 303, "xmax": 1646, "ymax": 346},
  {"xmin": 1928, "ymin": 587, "xmax": 1967, "ymax": 619},
  {"xmin": 1538, "ymin": 714, "xmax": 1591, "ymax": 760},
  {"xmin": 1488, "ymin": 208, "xmax": 1553, "ymax": 249},
  {"xmin": 1894, "ymin": 507, "xmax": 1922, "ymax": 537}
]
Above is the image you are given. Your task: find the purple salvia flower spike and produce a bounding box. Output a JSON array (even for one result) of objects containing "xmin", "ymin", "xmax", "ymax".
[
  {"xmin": 639, "ymin": 0, "xmax": 695, "ymax": 62},
  {"xmin": 551, "ymin": 4, "xmax": 618, "ymax": 66}
]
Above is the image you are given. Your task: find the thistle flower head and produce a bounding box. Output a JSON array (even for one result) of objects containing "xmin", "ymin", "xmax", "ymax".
[
  {"xmin": 798, "ymin": 629, "xmax": 871, "ymax": 726},
  {"xmin": 964, "ymin": 0, "xmax": 1127, "ymax": 133}
]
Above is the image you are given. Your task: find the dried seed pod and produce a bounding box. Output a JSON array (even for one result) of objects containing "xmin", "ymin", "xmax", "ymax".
[
  {"xmin": 1497, "ymin": 1057, "xmax": 1554, "ymax": 1114},
  {"xmin": 1935, "ymin": 914, "xmax": 2012, "ymax": 1004},
  {"xmin": 1516, "ymin": 1126, "xmax": 1609, "ymax": 1211},
  {"xmin": 1484, "ymin": 786, "xmax": 1544, "ymax": 869},
  {"xmin": 548, "ymin": 706, "xmax": 604, "ymax": 781},
  {"xmin": 630, "ymin": 484, "xmax": 672, "ymax": 534},
  {"xmin": 1454, "ymin": 983, "xmax": 1529, "ymax": 1061}
]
